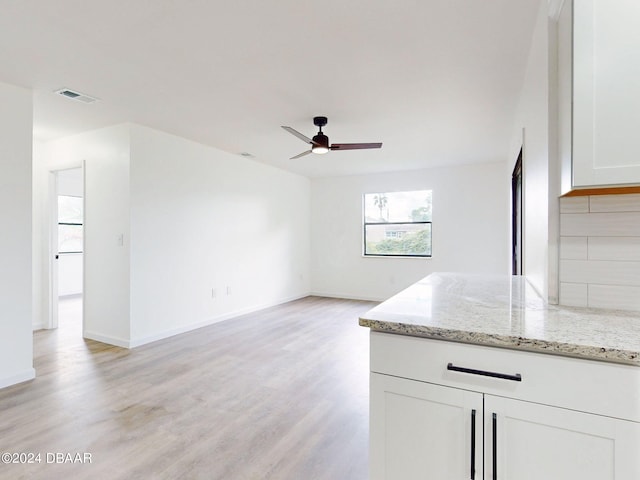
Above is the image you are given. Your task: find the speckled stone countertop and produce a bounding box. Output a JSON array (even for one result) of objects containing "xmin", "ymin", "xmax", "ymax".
[{"xmin": 359, "ymin": 273, "xmax": 640, "ymax": 366}]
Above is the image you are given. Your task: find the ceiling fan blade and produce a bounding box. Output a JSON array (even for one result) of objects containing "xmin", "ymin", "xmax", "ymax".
[
  {"xmin": 330, "ymin": 142, "xmax": 383, "ymax": 151},
  {"xmin": 290, "ymin": 150, "xmax": 312, "ymax": 159},
  {"xmin": 281, "ymin": 126, "xmax": 314, "ymax": 144}
]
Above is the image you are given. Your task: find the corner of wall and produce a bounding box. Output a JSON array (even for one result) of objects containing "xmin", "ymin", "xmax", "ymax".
[
  {"xmin": 0, "ymin": 81, "xmax": 34, "ymax": 387},
  {"xmin": 509, "ymin": 0, "xmax": 552, "ymax": 301}
]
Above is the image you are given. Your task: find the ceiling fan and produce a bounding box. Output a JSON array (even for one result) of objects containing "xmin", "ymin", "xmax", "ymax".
[{"xmin": 281, "ymin": 116, "xmax": 382, "ymax": 159}]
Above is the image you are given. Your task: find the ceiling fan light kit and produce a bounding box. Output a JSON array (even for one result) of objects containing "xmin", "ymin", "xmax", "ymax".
[
  {"xmin": 311, "ymin": 134, "xmax": 329, "ymax": 154},
  {"xmin": 281, "ymin": 116, "xmax": 382, "ymax": 159}
]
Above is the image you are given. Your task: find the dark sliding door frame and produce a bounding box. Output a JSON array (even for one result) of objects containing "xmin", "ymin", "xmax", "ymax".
[{"xmin": 511, "ymin": 149, "xmax": 523, "ymax": 275}]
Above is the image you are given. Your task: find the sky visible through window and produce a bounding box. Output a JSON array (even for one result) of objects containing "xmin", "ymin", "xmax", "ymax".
[{"xmin": 364, "ymin": 190, "xmax": 432, "ymax": 223}]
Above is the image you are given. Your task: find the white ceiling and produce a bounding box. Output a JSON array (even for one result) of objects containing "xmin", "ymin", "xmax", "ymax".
[{"xmin": 0, "ymin": 0, "xmax": 541, "ymax": 178}]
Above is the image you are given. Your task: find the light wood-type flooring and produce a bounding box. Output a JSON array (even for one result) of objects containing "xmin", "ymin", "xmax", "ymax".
[{"xmin": 0, "ymin": 295, "xmax": 377, "ymax": 480}]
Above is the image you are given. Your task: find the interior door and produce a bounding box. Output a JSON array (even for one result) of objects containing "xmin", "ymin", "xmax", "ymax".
[
  {"xmin": 485, "ymin": 395, "xmax": 640, "ymax": 479},
  {"xmin": 370, "ymin": 373, "xmax": 483, "ymax": 480}
]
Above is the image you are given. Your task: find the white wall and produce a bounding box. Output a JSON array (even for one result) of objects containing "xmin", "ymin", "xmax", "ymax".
[
  {"xmin": 0, "ymin": 81, "xmax": 34, "ymax": 388},
  {"xmin": 36, "ymin": 123, "xmax": 311, "ymax": 348},
  {"xmin": 508, "ymin": 1, "xmax": 555, "ymax": 301},
  {"xmin": 310, "ymin": 162, "xmax": 509, "ymax": 301},
  {"xmin": 128, "ymin": 125, "xmax": 310, "ymax": 345},
  {"xmin": 44, "ymin": 125, "xmax": 131, "ymax": 346},
  {"xmin": 57, "ymin": 167, "xmax": 83, "ymax": 196}
]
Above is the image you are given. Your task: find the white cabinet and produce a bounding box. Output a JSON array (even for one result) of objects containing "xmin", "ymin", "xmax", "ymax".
[
  {"xmin": 369, "ymin": 332, "xmax": 640, "ymax": 479},
  {"xmin": 486, "ymin": 396, "xmax": 640, "ymax": 480},
  {"xmin": 370, "ymin": 374, "xmax": 482, "ymax": 480},
  {"xmin": 562, "ymin": 0, "xmax": 640, "ymax": 187}
]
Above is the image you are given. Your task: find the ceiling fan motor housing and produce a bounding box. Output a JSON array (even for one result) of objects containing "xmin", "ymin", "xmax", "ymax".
[{"xmin": 312, "ymin": 133, "xmax": 329, "ymax": 149}]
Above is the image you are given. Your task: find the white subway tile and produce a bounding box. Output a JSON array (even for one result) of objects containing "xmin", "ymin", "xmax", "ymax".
[
  {"xmin": 560, "ymin": 259, "xmax": 640, "ymax": 286},
  {"xmin": 560, "ymin": 196, "xmax": 589, "ymax": 213},
  {"xmin": 589, "ymin": 194, "xmax": 640, "ymax": 213},
  {"xmin": 559, "ymin": 199, "xmax": 640, "ymax": 312},
  {"xmin": 560, "ymin": 236, "xmax": 588, "ymax": 259},
  {"xmin": 559, "ymin": 259, "xmax": 584, "ymax": 283},
  {"xmin": 588, "ymin": 284, "xmax": 640, "ymax": 311},
  {"xmin": 559, "ymin": 283, "xmax": 588, "ymax": 307},
  {"xmin": 560, "ymin": 212, "xmax": 640, "ymax": 236},
  {"xmin": 589, "ymin": 237, "xmax": 640, "ymax": 261}
]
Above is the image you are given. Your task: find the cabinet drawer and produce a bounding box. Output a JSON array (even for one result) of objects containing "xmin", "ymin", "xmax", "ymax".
[{"xmin": 370, "ymin": 332, "xmax": 640, "ymax": 422}]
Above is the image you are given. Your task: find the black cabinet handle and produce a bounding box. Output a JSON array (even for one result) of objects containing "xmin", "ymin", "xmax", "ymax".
[
  {"xmin": 492, "ymin": 413, "xmax": 498, "ymax": 480},
  {"xmin": 447, "ymin": 363, "xmax": 522, "ymax": 382},
  {"xmin": 470, "ymin": 409, "xmax": 476, "ymax": 480}
]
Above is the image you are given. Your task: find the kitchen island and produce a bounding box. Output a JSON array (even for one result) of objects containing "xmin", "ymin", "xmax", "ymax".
[{"xmin": 360, "ymin": 273, "xmax": 640, "ymax": 479}]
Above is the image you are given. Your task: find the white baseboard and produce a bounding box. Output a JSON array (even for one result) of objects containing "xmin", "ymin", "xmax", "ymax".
[
  {"xmin": 32, "ymin": 322, "xmax": 46, "ymax": 331},
  {"xmin": 83, "ymin": 331, "xmax": 131, "ymax": 348},
  {"xmin": 310, "ymin": 291, "xmax": 384, "ymax": 302},
  {"xmin": 129, "ymin": 293, "xmax": 309, "ymax": 348},
  {"xmin": 0, "ymin": 368, "xmax": 36, "ymax": 389}
]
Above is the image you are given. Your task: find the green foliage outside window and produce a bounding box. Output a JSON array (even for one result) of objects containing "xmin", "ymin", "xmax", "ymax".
[{"xmin": 366, "ymin": 228, "xmax": 431, "ymax": 256}]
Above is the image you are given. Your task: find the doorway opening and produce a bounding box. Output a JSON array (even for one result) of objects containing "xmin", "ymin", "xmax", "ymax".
[
  {"xmin": 511, "ymin": 149, "xmax": 523, "ymax": 275},
  {"xmin": 51, "ymin": 167, "xmax": 84, "ymax": 339}
]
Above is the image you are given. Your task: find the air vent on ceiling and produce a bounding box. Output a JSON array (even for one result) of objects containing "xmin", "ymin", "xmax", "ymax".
[{"xmin": 54, "ymin": 88, "xmax": 99, "ymax": 104}]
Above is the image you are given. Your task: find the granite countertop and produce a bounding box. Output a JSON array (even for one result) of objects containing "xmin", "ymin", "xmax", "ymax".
[{"xmin": 359, "ymin": 272, "xmax": 640, "ymax": 366}]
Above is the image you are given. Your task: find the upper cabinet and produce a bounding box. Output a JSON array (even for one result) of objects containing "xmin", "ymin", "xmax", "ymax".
[{"xmin": 560, "ymin": 0, "xmax": 640, "ymax": 188}]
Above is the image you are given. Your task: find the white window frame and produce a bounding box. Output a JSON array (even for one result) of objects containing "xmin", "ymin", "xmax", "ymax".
[{"xmin": 363, "ymin": 190, "xmax": 432, "ymax": 258}]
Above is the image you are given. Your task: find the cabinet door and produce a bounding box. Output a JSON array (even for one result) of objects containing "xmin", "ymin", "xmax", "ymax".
[
  {"xmin": 485, "ymin": 395, "xmax": 640, "ymax": 480},
  {"xmin": 573, "ymin": 0, "xmax": 640, "ymax": 187},
  {"xmin": 370, "ymin": 373, "xmax": 483, "ymax": 480}
]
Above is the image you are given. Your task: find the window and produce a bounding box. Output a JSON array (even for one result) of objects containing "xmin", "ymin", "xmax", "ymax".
[
  {"xmin": 363, "ymin": 190, "xmax": 432, "ymax": 257},
  {"xmin": 58, "ymin": 195, "xmax": 83, "ymax": 254}
]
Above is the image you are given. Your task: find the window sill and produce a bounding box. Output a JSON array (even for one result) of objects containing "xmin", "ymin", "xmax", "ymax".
[{"xmin": 362, "ymin": 254, "xmax": 432, "ymax": 259}]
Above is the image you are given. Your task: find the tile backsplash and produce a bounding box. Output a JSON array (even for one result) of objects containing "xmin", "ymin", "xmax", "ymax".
[{"xmin": 559, "ymin": 194, "xmax": 640, "ymax": 311}]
